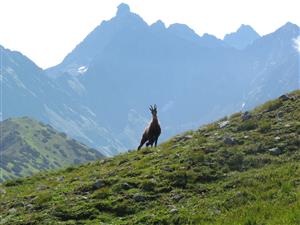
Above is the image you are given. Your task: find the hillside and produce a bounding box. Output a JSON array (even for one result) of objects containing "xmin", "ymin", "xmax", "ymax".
[
  {"xmin": 0, "ymin": 91, "xmax": 299, "ymax": 224},
  {"xmin": 0, "ymin": 117, "xmax": 104, "ymax": 182}
]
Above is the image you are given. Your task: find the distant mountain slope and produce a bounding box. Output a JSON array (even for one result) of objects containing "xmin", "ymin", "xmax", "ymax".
[
  {"xmin": 0, "ymin": 45, "xmax": 125, "ymax": 156},
  {"xmin": 0, "ymin": 117, "xmax": 104, "ymax": 182},
  {"xmin": 1, "ymin": 90, "xmax": 299, "ymax": 224},
  {"xmin": 0, "ymin": 45, "xmax": 58, "ymax": 120},
  {"xmin": 242, "ymin": 22, "xmax": 300, "ymax": 109},
  {"xmin": 224, "ymin": 24, "xmax": 261, "ymax": 49}
]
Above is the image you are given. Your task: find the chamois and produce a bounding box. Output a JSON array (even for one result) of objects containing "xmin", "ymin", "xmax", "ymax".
[{"xmin": 138, "ymin": 104, "xmax": 161, "ymax": 150}]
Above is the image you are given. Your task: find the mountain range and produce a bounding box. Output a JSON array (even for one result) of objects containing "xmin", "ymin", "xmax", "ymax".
[{"xmin": 1, "ymin": 3, "xmax": 299, "ymax": 155}]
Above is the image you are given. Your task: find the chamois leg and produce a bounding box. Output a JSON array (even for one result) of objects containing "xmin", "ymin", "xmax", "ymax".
[
  {"xmin": 146, "ymin": 139, "xmax": 155, "ymax": 147},
  {"xmin": 138, "ymin": 136, "xmax": 147, "ymax": 150},
  {"xmin": 155, "ymin": 138, "xmax": 158, "ymax": 147}
]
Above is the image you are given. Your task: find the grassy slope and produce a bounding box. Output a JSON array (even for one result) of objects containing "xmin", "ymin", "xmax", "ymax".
[
  {"xmin": 0, "ymin": 117, "xmax": 103, "ymax": 182},
  {"xmin": 0, "ymin": 90, "xmax": 299, "ymax": 224}
]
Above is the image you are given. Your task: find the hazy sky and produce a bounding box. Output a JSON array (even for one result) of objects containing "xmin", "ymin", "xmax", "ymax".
[{"xmin": 0, "ymin": 0, "xmax": 299, "ymax": 68}]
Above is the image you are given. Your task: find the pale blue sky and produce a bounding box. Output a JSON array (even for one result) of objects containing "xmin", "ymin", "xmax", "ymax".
[{"xmin": 0, "ymin": 0, "xmax": 299, "ymax": 68}]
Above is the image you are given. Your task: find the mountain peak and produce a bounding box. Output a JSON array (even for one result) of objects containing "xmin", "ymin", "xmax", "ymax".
[
  {"xmin": 237, "ymin": 24, "xmax": 257, "ymax": 33},
  {"xmin": 270, "ymin": 22, "xmax": 300, "ymax": 41},
  {"xmin": 167, "ymin": 23, "xmax": 200, "ymax": 42},
  {"xmin": 117, "ymin": 3, "xmax": 131, "ymax": 17},
  {"xmin": 151, "ymin": 20, "xmax": 166, "ymax": 31},
  {"xmin": 283, "ymin": 22, "xmax": 298, "ymax": 28},
  {"xmin": 224, "ymin": 24, "xmax": 260, "ymax": 49},
  {"xmin": 277, "ymin": 22, "xmax": 299, "ymax": 33},
  {"xmin": 168, "ymin": 23, "xmax": 197, "ymax": 35}
]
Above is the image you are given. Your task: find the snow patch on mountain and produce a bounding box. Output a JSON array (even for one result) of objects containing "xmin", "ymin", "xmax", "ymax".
[{"xmin": 78, "ymin": 66, "xmax": 88, "ymax": 74}]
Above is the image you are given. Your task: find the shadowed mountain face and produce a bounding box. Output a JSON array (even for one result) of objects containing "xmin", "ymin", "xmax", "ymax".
[
  {"xmin": 0, "ymin": 45, "xmax": 124, "ymax": 156},
  {"xmin": 2, "ymin": 4, "xmax": 299, "ymax": 154},
  {"xmin": 0, "ymin": 117, "xmax": 104, "ymax": 182}
]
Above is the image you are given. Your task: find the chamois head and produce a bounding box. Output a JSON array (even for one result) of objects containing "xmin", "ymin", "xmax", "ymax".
[{"xmin": 149, "ymin": 104, "xmax": 158, "ymax": 117}]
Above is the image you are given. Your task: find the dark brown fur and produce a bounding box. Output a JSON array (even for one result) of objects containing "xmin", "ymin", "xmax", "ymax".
[{"xmin": 138, "ymin": 105, "xmax": 161, "ymax": 150}]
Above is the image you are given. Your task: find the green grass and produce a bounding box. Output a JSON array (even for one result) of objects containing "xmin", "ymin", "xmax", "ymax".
[
  {"xmin": 0, "ymin": 117, "xmax": 103, "ymax": 182},
  {"xmin": 0, "ymin": 90, "xmax": 299, "ymax": 224}
]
